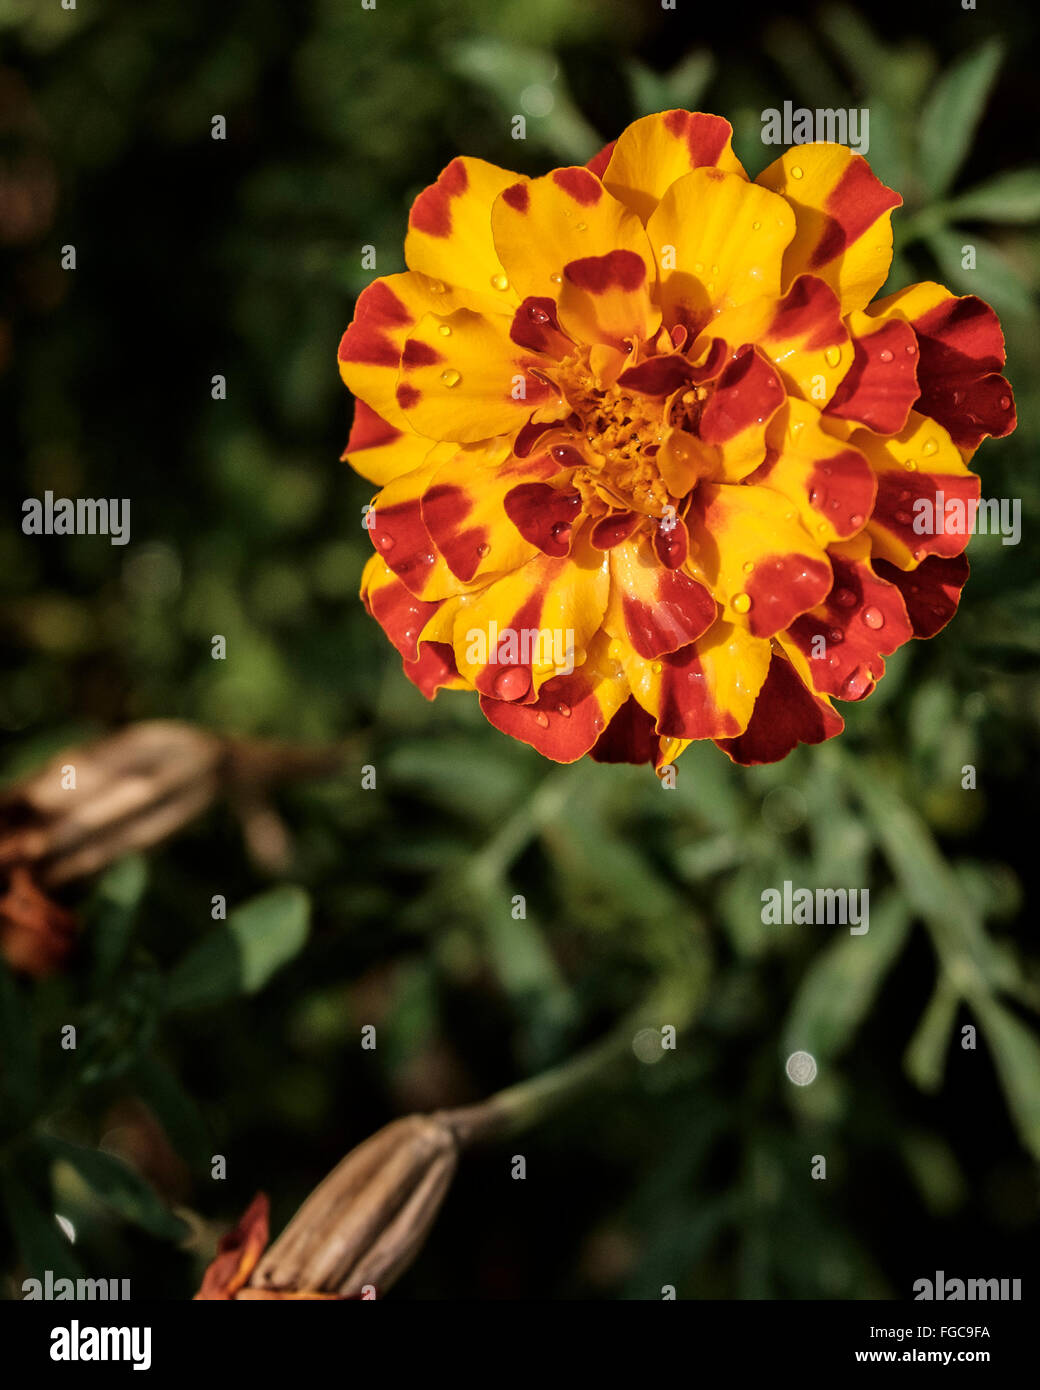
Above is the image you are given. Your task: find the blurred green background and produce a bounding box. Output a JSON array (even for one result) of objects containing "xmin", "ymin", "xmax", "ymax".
[{"xmin": 1, "ymin": 0, "xmax": 1038, "ymax": 1298}]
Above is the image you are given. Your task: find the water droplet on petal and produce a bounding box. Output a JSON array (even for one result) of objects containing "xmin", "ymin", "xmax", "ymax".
[
  {"xmin": 922, "ymin": 438, "xmax": 938, "ymax": 456},
  {"xmin": 535, "ymin": 711, "xmax": 550, "ymax": 728},
  {"xmin": 791, "ymin": 166, "xmax": 804, "ymax": 179},
  {"xmin": 551, "ymin": 444, "xmax": 583, "ymax": 467},
  {"xmin": 1000, "ymin": 395, "xmax": 1011, "ymax": 410},
  {"xmin": 528, "ymin": 304, "xmax": 551, "ymax": 324},
  {"xmin": 842, "ymin": 664, "xmax": 873, "ymax": 698},
  {"xmin": 731, "ymin": 592, "xmax": 752, "ymax": 614},
  {"xmin": 428, "ymin": 279, "xmax": 447, "ymax": 294},
  {"xmin": 550, "ymin": 521, "xmax": 570, "ymax": 540},
  {"xmin": 556, "ymin": 702, "xmax": 571, "ymax": 718},
  {"xmin": 752, "ymin": 220, "xmax": 761, "ymax": 230},
  {"xmin": 378, "ymin": 533, "xmax": 395, "ymax": 551},
  {"xmin": 878, "ymin": 348, "xmax": 893, "ymax": 363},
  {"xmin": 490, "ymin": 273, "xmax": 510, "ymax": 292},
  {"xmin": 861, "ymin": 606, "xmax": 884, "ymax": 630},
  {"xmin": 834, "ymin": 587, "xmax": 857, "ymax": 608},
  {"xmin": 476, "ymin": 542, "xmax": 490, "ymax": 558},
  {"xmin": 824, "ymin": 346, "xmax": 842, "ymax": 368},
  {"xmin": 438, "ymin": 323, "xmax": 452, "ymax": 337},
  {"xmin": 440, "ymin": 368, "xmax": 461, "ymax": 388},
  {"xmin": 575, "ymin": 222, "xmax": 587, "ymax": 232},
  {"xmin": 493, "ymin": 666, "xmax": 531, "ymax": 701},
  {"xmin": 742, "ymin": 561, "xmax": 754, "ymax": 574},
  {"xmin": 829, "ymin": 628, "xmax": 843, "ymax": 644},
  {"xmin": 905, "ymin": 342, "xmax": 917, "ymax": 355},
  {"xmin": 652, "ymin": 662, "xmax": 663, "ymax": 674},
  {"xmin": 850, "ymin": 512, "xmax": 864, "ymax": 527},
  {"xmin": 903, "ymin": 457, "xmax": 917, "ymax": 470},
  {"xmin": 894, "ymin": 510, "xmax": 912, "ymax": 525},
  {"xmin": 549, "ymin": 272, "xmax": 562, "ymax": 285}
]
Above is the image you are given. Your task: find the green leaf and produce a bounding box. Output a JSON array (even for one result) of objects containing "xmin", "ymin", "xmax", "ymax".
[
  {"xmin": 904, "ymin": 976, "xmax": 958, "ymax": 1092},
  {"xmin": 133, "ymin": 1055, "xmax": 211, "ymax": 1166},
  {"xmin": 972, "ymin": 996, "xmax": 1040, "ymax": 1160},
  {"xmin": 164, "ymin": 885, "xmax": 310, "ymax": 1011},
  {"xmin": 943, "ymin": 169, "xmax": 1040, "ymax": 224},
  {"xmin": 919, "ymin": 39, "xmax": 1003, "ymax": 198},
  {"xmin": 784, "ymin": 893, "xmax": 912, "ymax": 1061},
  {"xmin": 43, "ymin": 1137, "xmax": 187, "ymax": 1241},
  {"xmin": 86, "ymin": 854, "xmax": 148, "ymax": 988},
  {"xmin": 1, "ymin": 1169, "xmax": 83, "ymax": 1282}
]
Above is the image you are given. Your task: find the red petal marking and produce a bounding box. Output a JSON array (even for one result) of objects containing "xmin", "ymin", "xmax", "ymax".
[
  {"xmin": 765, "ymin": 275, "xmax": 845, "ymax": 350},
  {"xmin": 563, "ymin": 249, "xmax": 646, "ymax": 294},
  {"xmin": 785, "ymin": 556, "xmax": 912, "ymax": 701},
  {"xmin": 590, "ymin": 696, "xmax": 658, "ymax": 764},
  {"xmin": 687, "ymin": 336, "xmax": 728, "ymax": 383},
  {"xmin": 808, "ymin": 157, "xmax": 901, "ymax": 269},
  {"xmin": 803, "ymin": 449, "xmax": 877, "ymax": 538},
  {"xmin": 503, "ymin": 482, "xmax": 582, "ymax": 557},
  {"xmin": 652, "ymin": 516, "xmax": 689, "ymax": 569},
  {"xmin": 478, "ymin": 664, "xmax": 606, "ymax": 763},
  {"xmin": 395, "ymin": 382, "xmax": 422, "ymax": 410},
  {"xmin": 509, "ymin": 296, "xmax": 572, "ymax": 356},
  {"xmin": 346, "ymin": 399, "xmax": 402, "ymax": 453},
  {"xmin": 585, "ymin": 140, "xmax": 617, "ymax": 179},
  {"xmin": 872, "ymin": 469, "xmax": 981, "ymax": 560},
  {"xmin": 661, "ymin": 109, "xmax": 731, "ymax": 166},
  {"xmin": 365, "ymin": 577, "xmax": 442, "ymax": 660},
  {"xmin": 654, "ymin": 642, "xmax": 742, "ymax": 739},
  {"xmin": 591, "ymin": 511, "xmax": 642, "ymax": 549},
  {"xmin": 622, "ymin": 570, "xmax": 716, "ymax": 659},
  {"xmin": 370, "ymin": 496, "xmax": 438, "ymax": 593},
  {"xmin": 420, "ymin": 483, "xmax": 490, "ymax": 582},
  {"xmin": 825, "ymin": 317, "xmax": 919, "ymax": 433},
  {"xmin": 873, "ymin": 553, "xmax": 969, "ymax": 638},
  {"xmin": 743, "ymin": 553, "xmax": 832, "ymax": 639},
  {"xmin": 502, "ymin": 181, "xmax": 530, "ymax": 213},
  {"xmin": 514, "ymin": 419, "xmax": 560, "ymax": 458},
  {"xmin": 338, "ymin": 281, "xmax": 412, "ymax": 367},
  {"xmin": 698, "ymin": 346, "xmax": 784, "ymax": 445},
  {"xmin": 401, "ymin": 338, "xmax": 444, "ymax": 368},
  {"xmin": 617, "ymin": 353, "xmax": 694, "ymax": 396},
  {"xmin": 551, "ymin": 167, "xmax": 603, "ymax": 205},
  {"xmin": 472, "ymin": 586, "xmax": 563, "ymax": 701},
  {"xmin": 716, "ymin": 654, "xmax": 843, "ymax": 764},
  {"xmin": 403, "ymin": 640, "xmax": 459, "ymax": 699},
  {"xmin": 409, "ymin": 157, "xmax": 469, "ymax": 238},
  {"xmin": 910, "ymin": 296, "xmax": 1016, "ymax": 450}
]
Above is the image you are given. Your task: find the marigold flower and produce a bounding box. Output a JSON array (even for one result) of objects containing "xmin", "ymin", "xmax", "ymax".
[{"xmin": 339, "ymin": 110, "xmax": 1015, "ymax": 768}]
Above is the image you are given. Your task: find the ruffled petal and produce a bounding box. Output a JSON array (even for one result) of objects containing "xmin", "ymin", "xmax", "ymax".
[
  {"xmin": 824, "ymin": 307, "xmax": 920, "ymax": 434},
  {"xmin": 342, "ymin": 400, "xmax": 433, "ymax": 486},
  {"xmin": 602, "ymin": 111, "xmax": 746, "ymax": 224},
  {"xmin": 873, "ymin": 553, "xmax": 969, "ymax": 638},
  {"xmin": 865, "ymin": 282, "xmax": 1015, "ymax": 456},
  {"xmin": 716, "ymin": 652, "xmax": 844, "ymax": 764},
  {"xmin": 756, "ymin": 145, "xmax": 901, "ymax": 313},
  {"xmin": 697, "ymin": 344, "xmax": 786, "ymax": 479},
  {"xmin": 688, "ymin": 481, "xmax": 832, "ymax": 636},
  {"xmin": 604, "ymin": 533, "xmax": 716, "ymax": 659}
]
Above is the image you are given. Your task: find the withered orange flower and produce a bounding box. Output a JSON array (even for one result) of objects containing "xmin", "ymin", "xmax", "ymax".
[
  {"xmin": 194, "ymin": 1193, "xmax": 345, "ymax": 1300},
  {"xmin": 338, "ymin": 110, "xmax": 1015, "ymax": 769}
]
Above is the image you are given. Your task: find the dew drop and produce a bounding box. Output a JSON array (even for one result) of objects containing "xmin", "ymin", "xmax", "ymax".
[
  {"xmin": 731, "ymin": 592, "xmax": 752, "ymax": 614},
  {"xmin": 894, "ymin": 509, "xmax": 912, "ymax": 525},
  {"xmin": 493, "ymin": 666, "xmax": 531, "ymax": 701},
  {"xmin": 1000, "ymin": 395, "xmax": 1011, "ymax": 410},
  {"xmin": 476, "ymin": 542, "xmax": 490, "ymax": 558},
  {"xmin": 842, "ymin": 665, "xmax": 873, "ymax": 698},
  {"xmin": 549, "ymin": 272, "xmax": 562, "ymax": 285},
  {"xmin": 428, "ymin": 279, "xmax": 447, "ymax": 294},
  {"xmin": 378, "ymin": 533, "xmax": 395, "ymax": 551},
  {"xmin": 905, "ymin": 342, "xmax": 917, "ymax": 355},
  {"xmin": 527, "ymin": 304, "xmax": 551, "ymax": 325},
  {"xmin": 752, "ymin": 220, "xmax": 761, "ymax": 230},
  {"xmin": 535, "ymin": 711, "xmax": 550, "ymax": 728},
  {"xmin": 711, "ymin": 264, "xmax": 719, "ymax": 275},
  {"xmin": 742, "ymin": 561, "xmax": 754, "ymax": 574},
  {"xmin": 861, "ymin": 606, "xmax": 884, "ymax": 630},
  {"xmin": 440, "ymin": 368, "xmax": 461, "ymax": 388},
  {"xmin": 556, "ymin": 702, "xmax": 571, "ymax": 718},
  {"xmin": 550, "ymin": 521, "xmax": 570, "ymax": 540},
  {"xmin": 575, "ymin": 222, "xmax": 587, "ymax": 232},
  {"xmin": 834, "ymin": 587, "xmax": 857, "ymax": 608},
  {"xmin": 652, "ymin": 662, "xmax": 663, "ymax": 673},
  {"xmin": 824, "ymin": 346, "xmax": 841, "ymax": 368},
  {"xmin": 850, "ymin": 512, "xmax": 863, "ymax": 526},
  {"xmin": 790, "ymin": 165, "xmax": 804, "ymax": 179},
  {"xmin": 438, "ymin": 323, "xmax": 452, "ymax": 337},
  {"xmin": 829, "ymin": 628, "xmax": 843, "ymax": 644},
  {"xmin": 490, "ymin": 273, "xmax": 510, "ymax": 291},
  {"xmin": 551, "ymin": 444, "xmax": 583, "ymax": 467},
  {"xmin": 922, "ymin": 438, "xmax": 938, "ymax": 456},
  {"xmin": 878, "ymin": 348, "xmax": 893, "ymax": 363},
  {"xmin": 694, "ymin": 261, "xmax": 704, "ymax": 273},
  {"xmin": 903, "ymin": 457, "xmax": 917, "ymax": 470}
]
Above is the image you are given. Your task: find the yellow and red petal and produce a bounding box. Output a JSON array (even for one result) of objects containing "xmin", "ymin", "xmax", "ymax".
[
  {"xmin": 491, "ymin": 167, "xmax": 656, "ymax": 309},
  {"xmin": 647, "ymin": 169, "xmax": 795, "ymax": 331},
  {"xmin": 404, "ymin": 156, "xmax": 523, "ymax": 313},
  {"xmin": 865, "ymin": 282, "xmax": 1015, "ymax": 456},
  {"xmin": 343, "ymin": 399, "xmax": 432, "ymax": 486},
  {"xmin": 715, "ymin": 652, "xmax": 844, "ymax": 765},
  {"xmin": 688, "ymin": 481, "xmax": 832, "ymax": 635},
  {"xmin": 623, "ymin": 617, "xmax": 772, "ymax": 740},
  {"xmin": 502, "ymin": 478, "xmax": 584, "ymax": 558},
  {"xmin": 450, "ymin": 534, "xmax": 609, "ymax": 699},
  {"xmin": 697, "ymin": 344, "xmax": 786, "ymax": 479},
  {"xmin": 782, "ymin": 534, "xmax": 913, "ymax": 701},
  {"xmin": 754, "ymin": 398, "xmax": 876, "ymax": 544},
  {"xmin": 338, "ymin": 272, "xmax": 476, "ymax": 427},
  {"xmin": 757, "ymin": 145, "xmax": 901, "ymax": 314},
  {"xmin": 873, "ymin": 553, "xmax": 970, "ymax": 639},
  {"xmin": 368, "ymin": 458, "xmax": 470, "ymax": 601},
  {"xmin": 479, "ymin": 630, "xmax": 628, "ymax": 763},
  {"xmin": 403, "ymin": 639, "xmax": 468, "ymax": 700},
  {"xmin": 703, "ymin": 274, "xmax": 850, "ymax": 404},
  {"xmin": 823, "ymin": 308, "xmax": 919, "ymax": 434},
  {"xmin": 557, "ymin": 249, "xmax": 660, "ymax": 351},
  {"xmin": 420, "ymin": 446, "xmax": 550, "ymax": 582},
  {"xmin": 604, "ymin": 534, "xmax": 716, "ymax": 659},
  {"xmin": 397, "ymin": 308, "xmax": 557, "ymax": 443},
  {"xmin": 855, "ymin": 413, "xmax": 980, "ymax": 569},
  {"xmin": 602, "ymin": 110, "xmax": 746, "ymax": 224}
]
